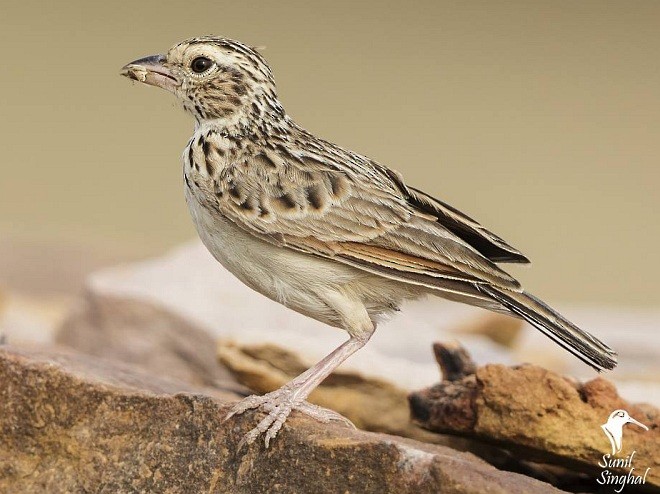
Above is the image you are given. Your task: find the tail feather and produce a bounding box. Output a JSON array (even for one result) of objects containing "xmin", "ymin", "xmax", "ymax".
[{"xmin": 478, "ymin": 286, "xmax": 617, "ymax": 371}]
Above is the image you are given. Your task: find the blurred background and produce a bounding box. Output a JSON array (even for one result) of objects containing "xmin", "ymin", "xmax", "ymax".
[{"xmin": 1, "ymin": 0, "xmax": 658, "ymax": 305}]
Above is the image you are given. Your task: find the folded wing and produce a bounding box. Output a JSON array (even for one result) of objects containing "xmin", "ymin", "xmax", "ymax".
[{"xmin": 203, "ymin": 140, "xmax": 524, "ymax": 293}]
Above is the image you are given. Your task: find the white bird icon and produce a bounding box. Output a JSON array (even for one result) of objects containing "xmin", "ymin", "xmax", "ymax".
[{"xmin": 601, "ymin": 409, "xmax": 649, "ymax": 455}]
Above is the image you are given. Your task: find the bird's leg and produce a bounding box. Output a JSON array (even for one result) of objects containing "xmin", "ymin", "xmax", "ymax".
[{"xmin": 227, "ymin": 333, "xmax": 372, "ymax": 448}]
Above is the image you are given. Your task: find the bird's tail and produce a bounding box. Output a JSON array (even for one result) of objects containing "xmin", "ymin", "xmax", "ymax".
[{"xmin": 477, "ymin": 286, "xmax": 617, "ymax": 371}]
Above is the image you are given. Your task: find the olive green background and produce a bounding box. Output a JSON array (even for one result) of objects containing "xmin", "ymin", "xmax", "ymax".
[{"xmin": 1, "ymin": 1, "xmax": 658, "ymax": 305}]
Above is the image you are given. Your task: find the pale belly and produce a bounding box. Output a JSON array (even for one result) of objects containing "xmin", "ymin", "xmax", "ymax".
[{"xmin": 184, "ymin": 184, "xmax": 378, "ymax": 329}]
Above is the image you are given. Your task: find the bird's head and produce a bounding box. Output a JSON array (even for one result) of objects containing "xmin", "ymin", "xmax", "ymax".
[{"xmin": 121, "ymin": 36, "xmax": 284, "ymax": 128}]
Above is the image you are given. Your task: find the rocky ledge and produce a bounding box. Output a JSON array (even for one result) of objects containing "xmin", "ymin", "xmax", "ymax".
[
  {"xmin": 409, "ymin": 343, "xmax": 660, "ymax": 492},
  {"xmin": 0, "ymin": 345, "xmax": 565, "ymax": 494}
]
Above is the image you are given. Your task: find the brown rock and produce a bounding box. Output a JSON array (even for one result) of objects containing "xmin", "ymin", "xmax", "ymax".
[
  {"xmin": 0, "ymin": 345, "xmax": 566, "ymax": 493},
  {"xmin": 56, "ymin": 291, "xmax": 243, "ymax": 392},
  {"xmin": 410, "ymin": 343, "xmax": 660, "ymax": 490},
  {"xmin": 432, "ymin": 340, "xmax": 477, "ymax": 382}
]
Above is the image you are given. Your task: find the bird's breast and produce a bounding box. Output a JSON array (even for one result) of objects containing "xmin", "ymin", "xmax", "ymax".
[{"xmin": 183, "ymin": 129, "xmax": 240, "ymax": 182}]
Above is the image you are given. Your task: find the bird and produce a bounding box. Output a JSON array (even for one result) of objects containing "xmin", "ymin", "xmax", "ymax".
[
  {"xmin": 601, "ymin": 409, "xmax": 648, "ymax": 455},
  {"xmin": 120, "ymin": 36, "xmax": 617, "ymax": 447}
]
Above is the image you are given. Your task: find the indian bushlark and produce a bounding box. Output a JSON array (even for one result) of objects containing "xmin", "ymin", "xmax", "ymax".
[{"xmin": 121, "ymin": 36, "xmax": 617, "ymax": 447}]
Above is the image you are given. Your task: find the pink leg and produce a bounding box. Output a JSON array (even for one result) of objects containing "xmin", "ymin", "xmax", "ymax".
[{"xmin": 226, "ymin": 333, "xmax": 372, "ymax": 448}]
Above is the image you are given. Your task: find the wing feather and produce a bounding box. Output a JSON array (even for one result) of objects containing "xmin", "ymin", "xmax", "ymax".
[
  {"xmin": 374, "ymin": 166, "xmax": 530, "ymax": 263},
  {"xmin": 205, "ymin": 138, "xmax": 524, "ymax": 292}
]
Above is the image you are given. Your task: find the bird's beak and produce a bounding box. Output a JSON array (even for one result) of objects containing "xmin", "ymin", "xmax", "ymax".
[
  {"xmin": 120, "ymin": 54, "xmax": 178, "ymax": 93},
  {"xmin": 626, "ymin": 416, "xmax": 649, "ymax": 430}
]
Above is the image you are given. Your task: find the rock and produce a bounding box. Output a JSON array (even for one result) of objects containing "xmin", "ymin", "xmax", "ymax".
[
  {"xmin": 409, "ymin": 343, "xmax": 660, "ymax": 490},
  {"xmin": 0, "ymin": 345, "xmax": 566, "ymax": 493},
  {"xmin": 431, "ymin": 341, "xmax": 477, "ymax": 382},
  {"xmin": 56, "ymin": 291, "xmax": 242, "ymax": 392}
]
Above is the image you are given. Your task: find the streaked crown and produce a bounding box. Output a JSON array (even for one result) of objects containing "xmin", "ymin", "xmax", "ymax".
[{"xmin": 165, "ymin": 36, "xmax": 283, "ymax": 124}]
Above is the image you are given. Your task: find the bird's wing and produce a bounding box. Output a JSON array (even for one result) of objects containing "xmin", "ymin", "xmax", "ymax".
[
  {"xmin": 200, "ymin": 139, "xmax": 523, "ymax": 292},
  {"xmin": 379, "ymin": 169, "xmax": 529, "ymax": 263}
]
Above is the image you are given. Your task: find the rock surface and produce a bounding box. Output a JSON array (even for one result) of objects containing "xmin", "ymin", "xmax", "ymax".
[
  {"xmin": 0, "ymin": 345, "xmax": 567, "ymax": 494},
  {"xmin": 410, "ymin": 343, "xmax": 660, "ymax": 490},
  {"xmin": 56, "ymin": 292, "xmax": 243, "ymax": 392}
]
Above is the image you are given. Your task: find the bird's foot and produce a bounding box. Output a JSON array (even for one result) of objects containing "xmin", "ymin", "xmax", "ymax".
[{"xmin": 226, "ymin": 388, "xmax": 354, "ymax": 448}]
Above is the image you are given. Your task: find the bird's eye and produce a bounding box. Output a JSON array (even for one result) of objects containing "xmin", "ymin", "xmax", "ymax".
[{"xmin": 191, "ymin": 57, "xmax": 213, "ymax": 74}]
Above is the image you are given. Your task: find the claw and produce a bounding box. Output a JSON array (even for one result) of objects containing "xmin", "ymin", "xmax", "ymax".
[
  {"xmin": 237, "ymin": 426, "xmax": 260, "ymax": 451},
  {"xmin": 264, "ymin": 412, "xmax": 287, "ymax": 447},
  {"xmin": 295, "ymin": 402, "xmax": 356, "ymax": 428},
  {"xmin": 226, "ymin": 390, "xmax": 353, "ymax": 448},
  {"xmin": 224, "ymin": 394, "xmax": 269, "ymax": 421}
]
